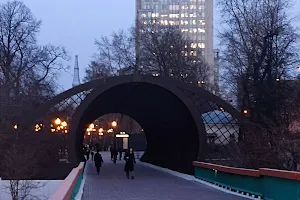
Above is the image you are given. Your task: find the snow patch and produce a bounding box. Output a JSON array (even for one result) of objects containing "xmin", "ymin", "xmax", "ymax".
[{"xmin": 0, "ymin": 180, "xmax": 62, "ymax": 200}]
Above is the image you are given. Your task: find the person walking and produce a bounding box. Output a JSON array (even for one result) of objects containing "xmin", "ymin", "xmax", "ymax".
[
  {"xmin": 90, "ymin": 147, "xmax": 95, "ymax": 161},
  {"xmin": 113, "ymin": 149, "xmax": 118, "ymax": 164},
  {"xmin": 118, "ymin": 147, "xmax": 123, "ymax": 161},
  {"xmin": 124, "ymin": 148, "xmax": 136, "ymax": 179},
  {"xmin": 94, "ymin": 150, "xmax": 104, "ymax": 175},
  {"xmin": 86, "ymin": 148, "xmax": 90, "ymax": 161},
  {"xmin": 110, "ymin": 145, "xmax": 114, "ymax": 161}
]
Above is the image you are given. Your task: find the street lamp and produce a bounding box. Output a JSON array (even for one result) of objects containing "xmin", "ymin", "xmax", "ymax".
[
  {"xmin": 111, "ymin": 121, "xmax": 117, "ymax": 128},
  {"xmin": 89, "ymin": 123, "xmax": 95, "ymax": 129},
  {"xmin": 55, "ymin": 118, "xmax": 61, "ymax": 125},
  {"xmin": 111, "ymin": 120, "xmax": 118, "ymax": 163},
  {"xmin": 52, "ymin": 118, "xmax": 68, "ymax": 134}
]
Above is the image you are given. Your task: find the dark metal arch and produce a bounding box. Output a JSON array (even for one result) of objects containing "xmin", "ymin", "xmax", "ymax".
[
  {"xmin": 68, "ymin": 78, "xmax": 208, "ymax": 174},
  {"xmin": 17, "ymin": 74, "xmax": 243, "ymax": 128},
  {"xmin": 16, "ymin": 75, "xmax": 244, "ymax": 174}
]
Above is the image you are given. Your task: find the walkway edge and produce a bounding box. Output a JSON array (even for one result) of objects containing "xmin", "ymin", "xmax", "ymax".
[
  {"xmin": 74, "ymin": 162, "xmax": 88, "ymax": 200},
  {"xmin": 138, "ymin": 161, "xmax": 259, "ymax": 200}
]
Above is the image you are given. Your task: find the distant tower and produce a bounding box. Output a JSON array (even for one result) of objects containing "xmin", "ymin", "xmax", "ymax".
[{"xmin": 72, "ymin": 55, "xmax": 81, "ymax": 87}]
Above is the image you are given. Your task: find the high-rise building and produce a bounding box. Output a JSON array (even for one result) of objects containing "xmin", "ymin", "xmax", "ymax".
[{"xmin": 136, "ymin": 0, "xmax": 216, "ymax": 92}]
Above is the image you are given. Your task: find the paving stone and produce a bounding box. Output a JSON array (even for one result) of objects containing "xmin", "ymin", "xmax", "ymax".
[{"xmin": 82, "ymin": 152, "xmax": 246, "ymax": 200}]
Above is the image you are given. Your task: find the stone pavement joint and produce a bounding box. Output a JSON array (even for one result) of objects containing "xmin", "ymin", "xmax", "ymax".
[{"xmin": 82, "ymin": 152, "xmax": 246, "ymax": 200}]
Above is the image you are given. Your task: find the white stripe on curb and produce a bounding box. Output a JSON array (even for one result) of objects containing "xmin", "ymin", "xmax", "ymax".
[
  {"xmin": 138, "ymin": 161, "xmax": 260, "ymax": 200},
  {"xmin": 75, "ymin": 162, "xmax": 88, "ymax": 200}
]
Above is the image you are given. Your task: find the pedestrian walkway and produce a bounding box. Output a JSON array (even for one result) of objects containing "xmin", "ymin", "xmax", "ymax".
[{"xmin": 82, "ymin": 152, "xmax": 246, "ymax": 200}]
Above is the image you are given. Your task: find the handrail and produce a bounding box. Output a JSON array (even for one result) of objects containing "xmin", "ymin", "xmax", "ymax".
[
  {"xmin": 48, "ymin": 162, "xmax": 85, "ymax": 200},
  {"xmin": 193, "ymin": 161, "xmax": 300, "ymax": 180},
  {"xmin": 193, "ymin": 161, "xmax": 259, "ymax": 177}
]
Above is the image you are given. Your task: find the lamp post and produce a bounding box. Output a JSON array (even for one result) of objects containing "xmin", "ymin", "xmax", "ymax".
[
  {"xmin": 52, "ymin": 118, "xmax": 68, "ymax": 161},
  {"xmin": 111, "ymin": 120, "xmax": 117, "ymax": 163}
]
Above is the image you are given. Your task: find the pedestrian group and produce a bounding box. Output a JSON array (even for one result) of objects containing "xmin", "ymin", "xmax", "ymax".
[{"xmin": 83, "ymin": 145, "xmax": 136, "ymax": 179}]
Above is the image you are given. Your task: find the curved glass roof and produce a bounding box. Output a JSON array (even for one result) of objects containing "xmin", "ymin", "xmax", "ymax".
[{"xmin": 201, "ymin": 110, "xmax": 238, "ymax": 124}]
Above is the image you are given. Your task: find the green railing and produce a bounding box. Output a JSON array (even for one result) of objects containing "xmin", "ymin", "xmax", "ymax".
[
  {"xmin": 193, "ymin": 162, "xmax": 300, "ymax": 200},
  {"xmin": 70, "ymin": 172, "xmax": 84, "ymax": 200},
  {"xmin": 49, "ymin": 162, "xmax": 85, "ymax": 200}
]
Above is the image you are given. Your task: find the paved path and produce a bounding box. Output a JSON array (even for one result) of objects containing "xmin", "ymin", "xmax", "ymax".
[{"xmin": 82, "ymin": 152, "xmax": 246, "ymax": 200}]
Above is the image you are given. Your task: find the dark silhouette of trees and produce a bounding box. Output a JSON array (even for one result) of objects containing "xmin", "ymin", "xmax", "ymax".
[
  {"xmin": 219, "ymin": 0, "xmax": 300, "ymax": 169},
  {"xmin": 0, "ymin": 1, "xmax": 69, "ymax": 133},
  {"xmin": 84, "ymin": 23, "xmax": 210, "ymax": 89},
  {"xmin": 219, "ymin": 0, "xmax": 299, "ymax": 124},
  {"xmin": 0, "ymin": 1, "xmax": 71, "ymax": 192}
]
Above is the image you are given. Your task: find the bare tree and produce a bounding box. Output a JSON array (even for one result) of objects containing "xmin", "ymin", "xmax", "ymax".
[
  {"xmin": 219, "ymin": 0, "xmax": 300, "ymax": 124},
  {"xmin": 85, "ymin": 23, "xmax": 210, "ymax": 88},
  {"xmin": 0, "ymin": 144, "xmax": 46, "ymax": 200},
  {"xmin": 83, "ymin": 61, "xmax": 114, "ymax": 82},
  {"xmin": 0, "ymin": 1, "xmax": 68, "ymax": 132},
  {"xmin": 93, "ymin": 29, "xmax": 136, "ymax": 76},
  {"xmin": 219, "ymin": 0, "xmax": 300, "ymax": 169},
  {"xmin": 138, "ymin": 23, "xmax": 210, "ymax": 85}
]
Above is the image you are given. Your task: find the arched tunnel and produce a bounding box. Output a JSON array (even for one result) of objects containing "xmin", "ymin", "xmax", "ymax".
[{"xmin": 69, "ymin": 81, "xmax": 207, "ymax": 174}]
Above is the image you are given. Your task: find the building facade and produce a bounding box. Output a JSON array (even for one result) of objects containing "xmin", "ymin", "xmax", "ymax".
[{"xmin": 136, "ymin": 0, "xmax": 216, "ymax": 92}]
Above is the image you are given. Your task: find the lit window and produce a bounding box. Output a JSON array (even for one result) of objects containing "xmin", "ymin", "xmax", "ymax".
[
  {"xmin": 198, "ymin": 43, "xmax": 205, "ymax": 48},
  {"xmin": 190, "ymin": 5, "xmax": 196, "ymax": 9},
  {"xmin": 190, "ymin": 43, "xmax": 197, "ymax": 48}
]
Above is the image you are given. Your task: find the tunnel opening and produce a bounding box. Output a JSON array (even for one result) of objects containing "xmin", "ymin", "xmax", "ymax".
[
  {"xmin": 70, "ymin": 82, "xmax": 201, "ymax": 174},
  {"xmin": 82, "ymin": 113, "xmax": 146, "ymax": 152}
]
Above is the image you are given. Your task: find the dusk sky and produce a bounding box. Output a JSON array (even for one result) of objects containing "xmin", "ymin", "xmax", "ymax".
[{"xmin": 1, "ymin": 0, "xmax": 299, "ymax": 91}]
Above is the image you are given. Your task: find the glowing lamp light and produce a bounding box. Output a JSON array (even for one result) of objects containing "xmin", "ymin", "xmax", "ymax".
[
  {"xmin": 99, "ymin": 128, "xmax": 103, "ymax": 133},
  {"xmin": 87, "ymin": 132, "xmax": 91, "ymax": 136},
  {"xmin": 61, "ymin": 121, "xmax": 67, "ymax": 127},
  {"xmin": 98, "ymin": 132, "xmax": 103, "ymax": 136},
  {"xmin": 89, "ymin": 123, "xmax": 95, "ymax": 129},
  {"xmin": 107, "ymin": 129, "xmax": 113, "ymax": 133},
  {"xmin": 243, "ymin": 109, "xmax": 248, "ymax": 114},
  {"xmin": 55, "ymin": 118, "xmax": 61, "ymax": 125},
  {"xmin": 13, "ymin": 124, "xmax": 18, "ymax": 130},
  {"xmin": 111, "ymin": 121, "xmax": 117, "ymax": 128}
]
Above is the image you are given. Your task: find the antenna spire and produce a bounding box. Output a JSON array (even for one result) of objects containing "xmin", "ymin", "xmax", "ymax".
[{"xmin": 72, "ymin": 55, "xmax": 81, "ymax": 87}]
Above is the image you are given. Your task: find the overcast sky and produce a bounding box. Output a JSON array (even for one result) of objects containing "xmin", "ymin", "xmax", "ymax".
[{"xmin": 1, "ymin": 0, "xmax": 299, "ymax": 91}]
